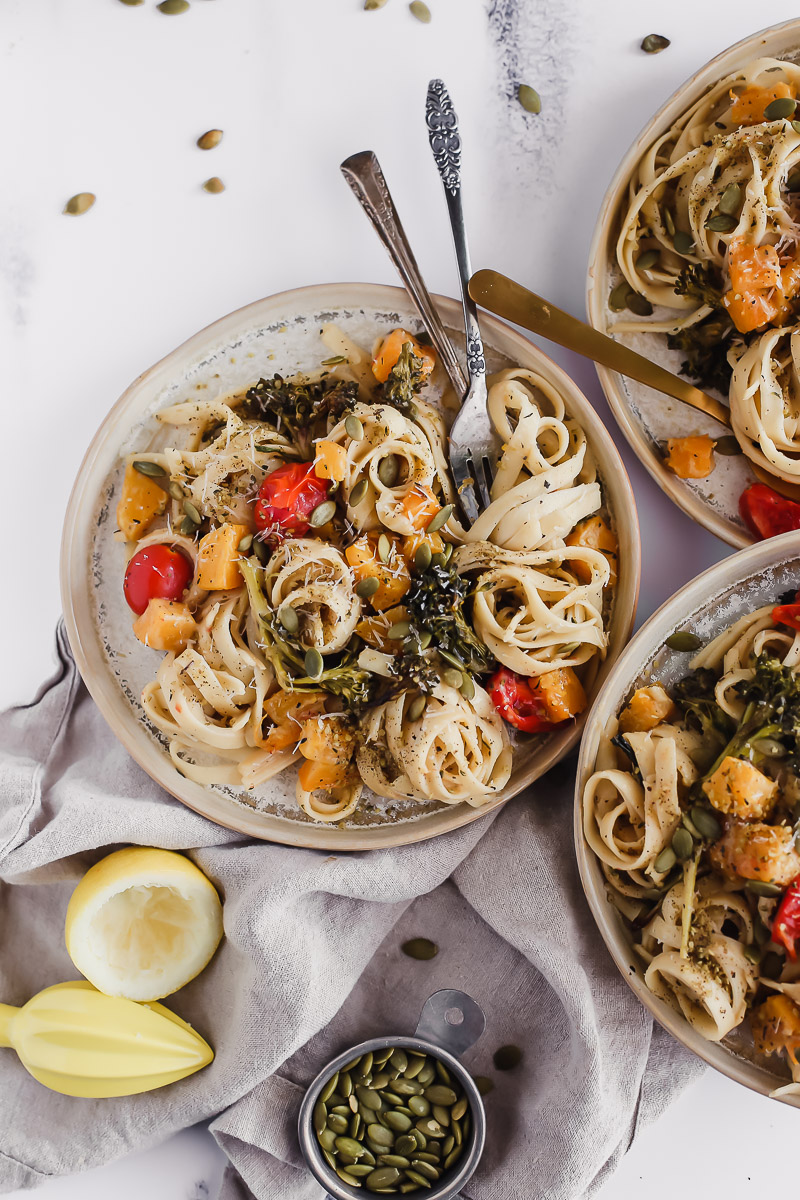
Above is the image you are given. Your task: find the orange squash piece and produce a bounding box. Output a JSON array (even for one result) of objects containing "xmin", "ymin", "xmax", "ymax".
[
  {"xmin": 196, "ymin": 523, "xmax": 249, "ymax": 590},
  {"xmin": 372, "ymin": 329, "xmax": 437, "ymax": 384},
  {"xmin": 263, "ymin": 690, "xmax": 327, "ymax": 726},
  {"xmin": 117, "ymin": 463, "xmax": 167, "ymax": 542},
  {"xmin": 730, "ymin": 82, "xmax": 795, "ymax": 126},
  {"xmin": 535, "ymin": 668, "xmax": 587, "ymax": 723},
  {"xmin": 723, "ymin": 238, "xmax": 783, "ymax": 333},
  {"xmin": 402, "ymin": 530, "xmax": 445, "ymax": 562},
  {"xmin": 665, "ymin": 436, "xmax": 715, "ymax": 479},
  {"xmin": 132, "ymin": 598, "xmax": 197, "ymax": 652},
  {"xmin": 618, "ymin": 685, "xmax": 676, "ymax": 734},
  {"xmin": 298, "ymin": 758, "xmax": 350, "ymax": 792},
  {"xmin": 399, "ymin": 485, "xmax": 441, "ymax": 532},
  {"xmin": 314, "ymin": 439, "xmax": 348, "ymax": 482},
  {"xmin": 565, "ymin": 515, "xmax": 618, "ymax": 585},
  {"xmin": 345, "ymin": 535, "xmax": 411, "ymax": 610},
  {"xmin": 355, "ymin": 605, "xmax": 409, "ymax": 652},
  {"xmin": 299, "ymin": 717, "xmax": 354, "ymax": 765}
]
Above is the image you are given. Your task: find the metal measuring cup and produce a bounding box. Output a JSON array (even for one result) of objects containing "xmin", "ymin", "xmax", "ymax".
[{"xmin": 297, "ymin": 990, "xmax": 486, "ymax": 1200}]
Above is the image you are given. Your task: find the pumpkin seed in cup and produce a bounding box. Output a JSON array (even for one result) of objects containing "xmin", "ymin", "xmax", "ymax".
[{"xmin": 313, "ymin": 1047, "xmax": 469, "ymax": 1191}]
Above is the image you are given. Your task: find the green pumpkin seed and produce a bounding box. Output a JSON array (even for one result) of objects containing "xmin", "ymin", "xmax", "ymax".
[
  {"xmin": 381, "ymin": 1091, "xmax": 404, "ymax": 1106},
  {"xmin": 64, "ymin": 192, "xmax": 96, "ymax": 215},
  {"xmin": 408, "ymin": 1, "xmax": 431, "ymax": 22},
  {"xmin": 388, "ymin": 620, "xmax": 410, "ymax": 639},
  {"xmin": 401, "ymin": 938, "xmax": 438, "ymax": 961},
  {"xmin": 450, "ymin": 1095, "xmax": 468, "ymax": 1120},
  {"xmin": 430, "ymin": 552, "xmax": 446, "ymax": 569},
  {"xmin": 427, "ymin": 504, "xmax": 453, "ymax": 533},
  {"xmin": 641, "ymin": 33, "xmax": 670, "ymax": 53},
  {"xmin": 395, "ymin": 1135, "xmax": 417, "ymax": 1157},
  {"xmin": 424, "ymin": 1085, "xmax": 457, "ymax": 1106},
  {"xmin": 414, "ymin": 1150, "xmax": 441, "ymax": 1164},
  {"xmin": 714, "ymin": 435, "xmax": 742, "ymax": 456},
  {"xmin": 350, "ymin": 1113, "xmax": 363, "ymax": 1139},
  {"xmin": 392, "ymin": 1077, "xmax": 425, "ymax": 1097},
  {"xmin": 203, "ymin": 176, "xmax": 225, "ymax": 194},
  {"xmin": 636, "ymin": 249, "xmax": 660, "ymax": 271},
  {"xmin": 626, "ymin": 291, "xmax": 653, "ymax": 317},
  {"xmin": 405, "ymin": 1170, "xmax": 432, "ymax": 1188},
  {"xmin": 435, "ymin": 667, "xmax": 460, "ymax": 690},
  {"xmin": 444, "ymin": 1147, "xmax": 462, "ymax": 1169},
  {"xmin": 304, "ymin": 648, "xmax": 324, "ymax": 680},
  {"xmin": 412, "ymin": 1129, "xmax": 427, "ymax": 1149},
  {"xmin": 671, "ymin": 827, "xmax": 694, "ymax": 861},
  {"xmin": 439, "ymin": 1138, "xmax": 453, "ymax": 1158},
  {"xmin": 690, "ymin": 806, "xmax": 722, "ymax": 841},
  {"xmin": 183, "ymin": 499, "xmax": 202, "ymax": 525},
  {"xmin": 765, "ymin": 96, "xmax": 798, "ymax": 120},
  {"xmin": 313, "ymin": 1100, "xmax": 328, "ymax": 1135},
  {"xmin": 345, "ymin": 414, "xmax": 364, "ymax": 441},
  {"xmin": 379, "ymin": 1154, "xmax": 411, "ymax": 1168},
  {"xmin": 443, "ymin": 541, "xmax": 453, "ymax": 563},
  {"xmin": 400, "ymin": 1187, "xmax": 420, "ymax": 1196},
  {"xmin": 416, "ymin": 1118, "xmax": 445, "ymax": 1138},
  {"xmin": 459, "ymin": 674, "xmax": 475, "ymax": 701},
  {"xmin": 322, "ymin": 1148, "xmax": 337, "ymax": 1170},
  {"xmin": 384, "ymin": 1111, "xmax": 413, "ymax": 1133},
  {"xmin": 411, "ymin": 1160, "xmax": 440, "ymax": 1181},
  {"xmin": 664, "ymin": 209, "xmax": 676, "ymax": 237},
  {"xmin": 356, "ymin": 1086, "xmax": 383, "ymax": 1111},
  {"xmin": 654, "ymin": 845, "xmax": 676, "ymax": 873},
  {"xmin": 745, "ymin": 879, "xmax": 783, "ymax": 897},
  {"xmin": 787, "ymin": 166, "xmax": 800, "ymax": 192},
  {"xmin": 706, "ymin": 212, "xmax": 737, "ymax": 233},
  {"xmin": 472, "ymin": 1075, "xmax": 494, "ymax": 1096},
  {"xmin": 417, "ymin": 1063, "xmax": 435, "ymax": 1085},
  {"xmin": 609, "ymin": 281, "xmax": 630, "ymax": 312},
  {"xmin": 673, "ymin": 230, "xmax": 694, "ymax": 255},
  {"xmin": 451, "ymin": 1116, "xmax": 462, "ymax": 1145},
  {"xmin": 414, "ymin": 542, "xmax": 433, "ymax": 572},
  {"xmin": 133, "ymin": 459, "xmax": 166, "ymax": 478},
  {"xmin": 335, "ymin": 1166, "xmax": 361, "ymax": 1187},
  {"xmin": 332, "ymin": 1104, "xmax": 351, "ymax": 1117},
  {"xmin": 408, "ymin": 1095, "xmax": 430, "ymax": 1116},
  {"xmin": 378, "ymin": 533, "xmax": 392, "ymax": 563},
  {"xmin": 349, "ymin": 1162, "xmax": 376, "ymax": 1177},
  {"xmin": 367, "ymin": 1124, "xmax": 395, "ymax": 1148},
  {"xmin": 407, "ymin": 694, "xmax": 427, "ymax": 722},
  {"xmin": 378, "ymin": 455, "xmax": 401, "ymax": 487},
  {"xmin": 386, "ymin": 1047, "xmax": 406, "ymax": 1072},
  {"xmin": 342, "ymin": 1057, "xmax": 363, "ymax": 1072},
  {"xmin": 432, "ymin": 1105, "xmax": 450, "ymax": 1127},
  {"xmin": 157, "ymin": 0, "xmax": 190, "ymax": 11},
  {"xmin": 493, "ymin": 1045, "xmax": 523, "ymax": 1071},
  {"xmin": 118, "ymin": 0, "xmax": 144, "ymax": 5},
  {"xmin": 518, "ymin": 84, "xmax": 541, "ymax": 114},
  {"xmin": 328, "ymin": 1113, "xmax": 349, "ymax": 1134},
  {"xmin": 319, "ymin": 1126, "xmax": 337, "ymax": 1151},
  {"xmin": 309, "ymin": 499, "xmax": 336, "ymax": 527},
  {"xmin": 719, "ymin": 183, "xmax": 742, "ymax": 215},
  {"xmin": 665, "ymin": 630, "xmax": 702, "ymax": 651},
  {"xmin": 340, "ymin": 1072, "xmax": 353, "ymax": 1098},
  {"xmin": 180, "ymin": 516, "xmax": 199, "ymax": 536},
  {"xmin": 361, "ymin": 1147, "xmax": 377, "ymax": 1166},
  {"xmin": 166, "ymin": 481, "xmax": 184, "ymax": 501},
  {"xmin": 349, "ymin": 1096, "xmax": 360, "ymax": 1113},
  {"xmin": 367, "ymin": 1166, "xmax": 403, "ymax": 1189},
  {"xmin": 371, "ymin": 1072, "xmax": 391, "ymax": 1090},
  {"xmin": 350, "ymin": 479, "xmax": 369, "ymax": 507},
  {"xmin": 365, "ymin": 0, "xmax": 389, "ymax": 9},
  {"xmin": 197, "ymin": 129, "xmax": 223, "ymax": 150},
  {"xmin": 373, "ymin": 1048, "xmax": 395, "ymax": 1065},
  {"xmin": 355, "ymin": 576, "xmax": 380, "ymax": 600},
  {"xmin": 335, "ymin": 1136, "xmax": 367, "ymax": 1158},
  {"xmin": 237, "ymin": 533, "xmax": 253, "ymax": 553}
]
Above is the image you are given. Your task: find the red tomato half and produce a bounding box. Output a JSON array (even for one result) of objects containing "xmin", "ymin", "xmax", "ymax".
[
  {"xmin": 740, "ymin": 483, "xmax": 800, "ymax": 540},
  {"xmin": 773, "ymin": 876, "xmax": 800, "ymax": 960},
  {"xmin": 488, "ymin": 666, "xmax": 556, "ymax": 733},
  {"xmin": 123, "ymin": 545, "xmax": 193, "ymax": 615},
  {"xmin": 254, "ymin": 462, "xmax": 329, "ymax": 538},
  {"xmin": 773, "ymin": 599, "xmax": 800, "ymax": 632}
]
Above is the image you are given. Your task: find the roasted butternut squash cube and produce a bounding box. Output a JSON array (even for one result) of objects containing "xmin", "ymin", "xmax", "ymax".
[
  {"xmin": 618, "ymin": 685, "xmax": 676, "ymax": 734},
  {"xmin": 132, "ymin": 598, "xmax": 196, "ymax": 652},
  {"xmin": 117, "ymin": 463, "xmax": 167, "ymax": 542},
  {"xmin": 565, "ymin": 515, "xmax": 618, "ymax": 585},
  {"xmin": 314, "ymin": 439, "xmax": 348, "ymax": 483},
  {"xmin": 665, "ymin": 436, "xmax": 715, "ymax": 479},
  {"xmin": 345, "ymin": 535, "xmax": 410, "ymax": 610},
  {"xmin": 196, "ymin": 523, "xmax": 249, "ymax": 590},
  {"xmin": 536, "ymin": 667, "xmax": 587, "ymax": 723},
  {"xmin": 402, "ymin": 530, "xmax": 445, "ymax": 562},
  {"xmin": 298, "ymin": 758, "xmax": 350, "ymax": 792},
  {"xmin": 299, "ymin": 716, "xmax": 354, "ymax": 765},
  {"xmin": 751, "ymin": 995, "xmax": 800, "ymax": 1059},
  {"xmin": 731, "ymin": 82, "xmax": 795, "ymax": 126},
  {"xmin": 263, "ymin": 690, "xmax": 327, "ymax": 726},
  {"xmin": 371, "ymin": 328, "xmax": 437, "ymax": 383},
  {"xmin": 723, "ymin": 239, "xmax": 784, "ymax": 333},
  {"xmin": 702, "ymin": 755, "xmax": 777, "ymax": 820},
  {"xmin": 399, "ymin": 485, "xmax": 441, "ymax": 533},
  {"xmin": 355, "ymin": 605, "xmax": 409, "ymax": 652}
]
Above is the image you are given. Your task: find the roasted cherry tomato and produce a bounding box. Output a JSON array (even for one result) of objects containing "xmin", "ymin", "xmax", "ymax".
[
  {"xmin": 123, "ymin": 545, "xmax": 193, "ymax": 615},
  {"xmin": 773, "ymin": 876, "xmax": 800, "ymax": 960},
  {"xmin": 740, "ymin": 483, "xmax": 800, "ymax": 541},
  {"xmin": 254, "ymin": 461, "xmax": 329, "ymax": 538},
  {"xmin": 773, "ymin": 596, "xmax": 800, "ymax": 632},
  {"xmin": 488, "ymin": 666, "xmax": 556, "ymax": 733}
]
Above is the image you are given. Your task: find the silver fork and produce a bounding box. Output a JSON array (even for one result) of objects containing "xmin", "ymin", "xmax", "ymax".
[{"xmin": 426, "ymin": 78, "xmax": 497, "ymax": 523}]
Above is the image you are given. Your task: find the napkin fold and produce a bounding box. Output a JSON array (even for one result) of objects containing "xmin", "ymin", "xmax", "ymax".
[{"xmin": 0, "ymin": 627, "xmax": 703, "ymax": 1199}]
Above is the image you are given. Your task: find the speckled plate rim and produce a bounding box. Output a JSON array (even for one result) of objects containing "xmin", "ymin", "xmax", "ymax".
[
  {"xmin": 574, "ymin": 528, "xmax": 800, "ymax": 1106},
  {"xmin": 587, "ymin": 18, "xmax": 800, "ymax": 551},
  {"xmin": 61, "ymin": 281, "xmax": 640, "ymax": 850}
]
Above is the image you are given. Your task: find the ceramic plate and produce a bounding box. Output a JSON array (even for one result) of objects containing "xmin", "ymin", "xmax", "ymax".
[
  {"xmin": 61, "ymin": 282, "xmax": 640, "ymax": 849},
  {"xmin": 575, "ymin": 529, "xmax": 800, "ymax": 1104},
  {"xmin": 588, "ymin": 18, "xmax": 800, "ymax": 549}
]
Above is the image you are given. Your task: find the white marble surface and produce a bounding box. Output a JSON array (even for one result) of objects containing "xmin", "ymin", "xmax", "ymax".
[{"xmin": 3, "ymin": 0, "xmax": 800, "ymax": 1196}]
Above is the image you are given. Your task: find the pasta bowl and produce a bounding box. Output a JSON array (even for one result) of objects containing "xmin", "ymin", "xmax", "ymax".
[
  {"xmin": 61, "ymin": 282, "xmax": 639, "ymax": 849},
  {"xmin": 575, "ymin": 529, "xmax": 800, "ymax": 1104}
]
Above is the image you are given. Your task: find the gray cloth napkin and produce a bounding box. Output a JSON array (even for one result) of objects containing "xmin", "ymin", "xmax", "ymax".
[{"xmin": 0, "ymin": 626, "xmax": 703, "ymax": 1198}]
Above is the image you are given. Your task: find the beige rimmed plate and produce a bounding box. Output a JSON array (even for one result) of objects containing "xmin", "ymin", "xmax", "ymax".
[
  {"xmin": 61, "ymin": 282, "xmax": 640, "ymax": 849},
  {"xmin": 575, "ymin": 529, "xmax": 800, "ymax": 1104},
  {"xmin": 588, "ymin": 18, "xmax": 800, "ymax": 549}
]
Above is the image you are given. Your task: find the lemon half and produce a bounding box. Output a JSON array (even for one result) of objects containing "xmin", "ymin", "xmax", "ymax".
[{"xmin": 65, "ymin": 847, "xmax": 224, "ymax": 1001}]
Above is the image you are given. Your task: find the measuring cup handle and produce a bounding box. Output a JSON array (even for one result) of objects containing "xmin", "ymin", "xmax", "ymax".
[{"xmin": 413, "ymin": 990, "xmax": 485, "ymax": 1058}]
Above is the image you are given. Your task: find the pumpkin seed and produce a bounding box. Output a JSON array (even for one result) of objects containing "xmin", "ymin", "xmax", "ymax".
[
  {"xmin": 322, "ymin": 1149, "xmax": 337, "ymax": 1170},
  {"xmin": 440, "ymin": 1138, "xmax": 453, "ymax": 1158},
  {"xmin": 671, "ymin": 827, "xmax": 694, "ymax": 861},
  {"xmin": 407, "ymin": 694, "xmax": 427, "ymax": 722},
  {"xmin": 165, "ymin": 481, "xmax": 183, "ymax": 501},
  {"xmin": 664, "ymin": 209, "xmax": 676, "ymax": 237},
  {"xmin": 444, "ymin": 1148, "xmax": 462, "ymax": 1169},
  {"xmin": 665, "ymin": 631, "xmax": 702, "ymax": 651},
  {"xmin": 460, "ymin": 674, "xmax": 475, "ymax": 701},
  {"xmin": 401, "ymin": 937, "xmax": 438, "ymax": 961},
  {"xmin": 745, "ymin": 880, "xmax": 783, "ymax": 897},
  {"xmin": 364, "ymin": 0, "xmax": 389, "ymax": 8},
  {"xmin": 415, "ymin": 1150, "xmax": 441, "ymax": 1164},
  {"xmin": 314, "ymin": 1101, "xmax": 328, "ymax": 1135},
  {"xmin": 384, "ymin": 1111, "xmax": 413, "ymax": 1133},
  {"xmin": 350, "ymin": 479, "xmax": 369, "ymax": 507},
  {"xmin": 673, "ymin": 230, "xmax": 694, "ymax": 255},
  {"xmin": 451, "ymin": 1116, "xmax": 462, "ymax": 1145},
  {"xmin": 393, "ymin": 1078, "xmax": 425, "ymax": 1098},
  {"xmin": 335, "ymin": 1166, "xmax": 361, "ymax": 1187},
  {"xmin": 237, "ymin": 533, "xmax": 253, "ymax": 553},
  {"xmin": 450, "ymin": 1095, "xmax": 468, "ymax": 1120},
  {"xmin": 367, "ymin": 1166, "xmax": 402, "ymax": 1188},
  {"xmin": 118, "ymin": 0, "xmax": 144, "ymax": 5},
  {"xmin": 493, "ymin": 1044, "xmax": 523, "ymax": 1071},
  {"xmin": 183, "ymin": 499, "xmax": 202, "ymax": 525},
  {"xmin": 133, "ymin": 459, "xmax": 166, "ymax": 478},
  {"xmin": 319, "ymin": 1127, "xmax": 337, "ymax": 1151},
  {"xmin": 412, "ymin": 1129, "xmax": 427, "ymax": 1149},
  {"xmin": 400, "ymin": 1187, "xmax": 420, "ymax": 1196},
  {"xmin": 328, "ymin": 1113, "xmax": 349, "ymax": 1134},
  {"xmin": 309, "ymin": 499, "xmax": 336, "ymax": 527},
  {"xmin": 321, "ymin": 1072, "xmax": 340, "ymax": 1102},
  {"xmin": 416, "ymin": 1118, "xmax": 445, "ymax": 1138},
  {"xmin": 356, "ymin": 1086, "xmax": 383, "ymax": 1111},
  {"xmin": 345, "ymin": 414, "xmax": 364, "ymax": 441},
  {"xmin": 689, "ymin": 806, "xmax": 722, "ymax": 841},
  {"xmin": 409, "ymin": 1, "xmax": 431, "ymax": 22},
  {"xmin": 370, "ymin": 1073, "xmax": 390, "ymax": 1091},
  {"xmin": 788, "ymin": 167, "xmax": 800, "ymax": 192},
  {"xmin": 348, "ymin": 1162, "xmax": 376, "ymax": 1177},
  {"xmin": 472, "ymin": 1075, "xmax": 494, "ymax": 1096},
  {"xmin": 641, "ymin": 33, "xmax": 670, "ymax": 53},
  {"xmin": 636, "ymin": 249, "xmax": 660, "ymax": 271},
  {"xmin": 793, "ymin": 120, "xmax": 800, "ymax": 136},
  {"xmin": 157, "ymin": 0, "xmax": 190, "ymax": 11},
  {"xmin": 405, "ymin": 1171, "xmax": 432, "ymax": 1189},
  {"xmin": 395, "ymin": 1135, "xmax": 417, "ymax": 1157},
  {"xmin": 351, "ymin": 1113, "xmax": 363, "ymax": 1139},
  {"xmin": 348, "ymin": 1096, "xmax": 359, "ymax": 1113},
  {"xmin": 408, "ymin": 1095, "xmax": 430, "ymax": 1116},
  {"xmin": 653, "ymin": 845, "xmax": 676, "ymax": 874},
  {"xmin": 438, "ymin": 667, "xmax": 461, "ymax": 690},
  {"xmin": 274, "ymin": 605, "xmax": 298, "ymax": 636},
  {"xmin": 197, "ymin": 129, "xmax": 223, "ymax": 150},
  {"xmin": 378, "ymin": 533, "xmax": 392, "ymax": 563},
  {"xmin": 430, "ymin": 552, "xmax": 446, "ymax": 569},
  {"xmin": 714, "ymin": 435, "xmax": 742, "ymax": 456},
  {"xmin": 304, "ymin": 648, "xmax": 323, "ymax": 680},
  {"xmin": 744, "ymin": 943, "xmax": 762, "ymax": 964},
  {"xmin": 518, "ymin": 84, "xmax": 541, "ymax": 114},
  {"xmin": 203, "ymin": 176, "xmax": 225, "ymax": 194},
  {"xmin": 378, "ymin": 455, "xmax": 401, "ymax": 487},
  {"xmin": 432, "ymin": 1104, "xmax": 450, "ymax": 1127},
  {"xmin": 427, "ymin": 504, "xmax": 453, "ymax": 533},
  {"xmin": 626, "ymin": 291, "xmax": 653, "ymax": 316},
  {"xmin": 354, "ymin": 579, "xmax": 382, "ymax": 607},
  {"xmin": 608, "ymin": 281, "xmax": 630, "ymax": 312},
  {"xmin": 180, "ymin": 516, "xmax": 199, "ymax": 536},
  {"xmin": 424, "ymin": 1085, "xmax": 457, "ymax": 1106},
  {"xmin": 443, "ymin": 541, "xmax": 453, "ymax": 562},
  {"xmin": 417, "ymin": 1063, "xmax": 435, "ymax": 1085},
  {"xmin": 253, "ymin": 537, "xmax": 269, "ymax": 565},
  {"xmin": 682, "ymin": 811, "xmax": 702, "ymax": 841},
  {"xmin": 705, "ymin": 212, "xmax": 737, "ymax": 233},
  {"xmin": 373, "ymin": 1048, "xmax": 395, "ymax": 1065},
  {"xmin": 388, "ymin": 620, "xmax": 410, "ymax": 639},
  {"xmin": 342, "ymin": 1056, "xmax": 363, "ymax": 1072},
  {"xmin": 411, "ymin": 1160, "xmax": 440, "ymax": 1181},
  {"xmin": 362, "ymin": 1053, "xmax": 374, "ymax": 1076},
  {"xmin": 335, "ymin": 1136, "xmax": 367, "ymax": 1158},
  {"xmin": 765, "ymin": 96, "xmax": 798, "ymax": 120},
  {"xmin": 719, "ymin": 183, "xmax": 742, "ymax": 215},
  {"xmin": 367, "ymin": 1124, "xmax": 395, "ymax": 1148},
  {"xmin": 381, "ymin": 1091, "xmax": 403, "ymax": 1106},
  {"xmin": 64, "ymin": 192, "xmax": 96, "ymax": 215},
  {"xmin": 414, "ymin": 542, "xmax": 432, "ymax": 572}
]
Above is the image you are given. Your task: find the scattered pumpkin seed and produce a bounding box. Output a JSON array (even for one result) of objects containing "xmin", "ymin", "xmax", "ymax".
[
  {"xmin": 253, "ymin": 537, "xmax": 269, "ymax": 565},
  {"xmin": 411, "ymin": 1160, "xmax": 440, "ymax": 1181},
  {"xmin": 402, "ymin": 937, "xmax": 438, "ymax": 960},
  {"xmin": 427, "ymin": 504, "xmax": 453, "ymax": 534},
  {"xmin": 388, "ymin": 620, "xmax": 410, "ymax": 639},
  {"xmin": 385, "ymin": 1111, "xmax": 413, "ymax": 1133},
  {"xmin": 304, "ymin": 648, "xmax": 324, "ymax": 679},
  {"xmin": 744, "ymin": 943, "xmax": 762, "ymax": 964},
  {"xmin": 378, "ymin": 533, "xmax": 392, "ymax": 563},
  {"xmin": 328, "ymin": 1113, "xmax": 349, "ymax": 1134},
  {"xmin": 460, "ymin": 674, "xmax": 475, "ymax": 701},
  {"xmin": 714, "ymin": 435, "xmax": 742, "ymax": 455},
  {"xmin": 472, "ymin": 1075, "xmax": 494, "ymax": 1096},
  {"xmin": 636, "ymin": 249, "xmax": 660, "ymax": 271},
  {"xmin": 793, "ymin": 120, "xmax": 800, "ymax": 136},
  {"xmin": 336, "ymin": 1166, "xmax": 362, "ymax": 1186},
  {"xmin": 673, "ymin": 230, "xmax": 694, "ymax": 255},
  {"xmin": 378, "ymin": 455, "xmax": 401, "ymax": 486},
  {"xmin": 197, "ymin": 129, "xmax": 223, "ymax": 150},
  {"xmin": 451, "ymin": 1095, "xmax": 468, "ymax": 1121},
  {"xmin": 664, "ymin": 209, "xmax": 676, "ymax": 237},
  {"xmin": 654, "ymin": 846, "xmax": 676, "ymax": 873},
  {"xmin": 671, "ymin": 827, "xmax": 694, "ymax": 860},
  {"xmin": 424, "ymin": 1085, "xmax": 457, "ymax": 1106},
  {"xmin": 430, "ymin": 552, "xmax": 446, "ymax": 569},
  {"xmin": 364, "ymin": 0, "xmax": 389, "ymax": 7},
  {"xmin": 608, "ymin": 281, "xmax": 630, "ymax": 312},
  {"xmin": 409, "ymin": 0, "xmax": 430, "ymax": 21},
  {"xmin": 179, "ymin": 516, "xmax": 199, "ymax": 536},
  {"xmin": 493, "ymin": 1045, "xmax": 523, "ymax": 1071},
  {"xmin": 64, "ymin": 192, "xmax": 96, "ymax": 215},
  {"xmin": 442, "ymin": 667, "xmax": 464, "ymax": 690},
  {"xmin": 132, "ymin": 459, "xmax": 166, "ymax": 478},
  {"xmin": 518, "ymin": 84, "xmax": 541, "ymax": 114},
  {"xmin": 690, "ymin": 806, "xmax": 722, "ymax": 841},
  {"xmin": 408, "ymin": 1095, "xmax": 430, "ymax": 1116},
  {"xmin": 443, "ymin": 541, "xmax": 453, "ymax": 563},
  {"xmin": 407, "ymin": 694, "xmax": 427, "ymax": 722},
  {"xmin": 665, "ymin": 631, "xmax": 702, "ymax": 651},
  {"xmin": 626, "ymin": 291, "xmax": 653, "ymax": 317},
  {"xmin": 719, "ymin": 182, "xmax": 742, "ymax": 215},
  {"xmin": 314, "ymin": 1101, "xmax": 328, "ymax": 1136},
  {"xmin": 345, "ymin": 414, "xmax": 365, "ymax": 441},
  {"xmin": 118, "ymin": 0, "xmax": 145, "ymax": 5},
  {"xmin": 278, "ymin": 604, "xmax": 299, "ymax": 634},
  {"xmin": 203, "ymin": 176, "xmax": 225, "ymax": 193},
  {"xmin": 706, "ymin": 212, "xmax": 737, "ymax": 233},
  {"xmin": 765, "ymin": 96, "xmax": 798, "ymax": 121},
  {"xmin": 321, "ymin": 1072, "xmax": 340, "ymax": 1103},
  {"xmin": 745, "ymin": 880, "xmax": 783, "ymax": 897},
  {"xmin": 157, "ymin": 0, "xmax": 190, "ymax": 11},
  {"xmin": 310, "ymin": 499, "xmax": 337, "ymax": 527},
  {"xmin": 167, "ymin": 481, "xmax": 184, "ymax": 501},
  {"xmin": 183, "ymin": 499, "xmax": 202, "ymax": 525},
  {"xmin": 641, "ymin": 33, "xmax": 670, "ymax": 53},
  {"xmin": 237, "ymin": 533, "xmax": 253, "ymax": 553},
  {"xmin": 349, "ymin": 479, "xmax": 369, "ymax": 507},
  {"xmin": 414, "ymin": 543, "xmax": 433, "ymax": 572},
  {"xmin": 356, "ymin": 576, "xmax": 380, "ymax": 600}
]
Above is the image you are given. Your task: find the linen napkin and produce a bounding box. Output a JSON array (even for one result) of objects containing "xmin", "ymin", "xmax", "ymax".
[{"xmin": 0, "ymin": 626, "xmax": 703, "ymax": 1198}]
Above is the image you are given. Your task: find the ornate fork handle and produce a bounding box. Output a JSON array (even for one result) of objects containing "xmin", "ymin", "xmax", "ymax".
[
  {"xmin": 425, "ymin": 80, "xmax": 487, "ymax": 381},
  {"xmin": 340, "ymin": 151, "xmax": 467, "ymax": 397}
]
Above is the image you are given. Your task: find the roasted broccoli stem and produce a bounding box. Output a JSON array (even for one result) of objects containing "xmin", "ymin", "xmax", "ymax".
[
  {"xmin": 404, "ymin": 561, "xmax": 494, "ymax": 674},
  {"xmin": 242, "ymin": 375, "xmax": 358, "ymax": 458},
  {"xmin": 701, "ymin": 654, "xmax": 800, "ymax": 779},
  {"xmin": 380, "ymin": 342, "xmax": 425, "ymax": 417}
]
